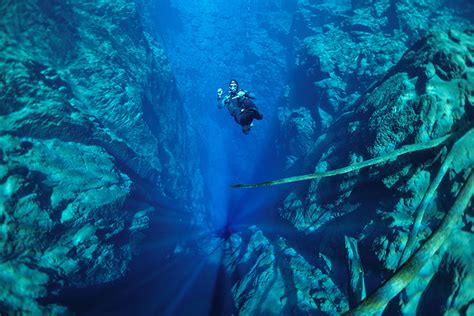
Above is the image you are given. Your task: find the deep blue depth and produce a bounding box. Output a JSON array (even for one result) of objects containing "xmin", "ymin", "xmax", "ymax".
[
  {"xmin": 151, "ymin": 0, "xmax": 289, "ymax": 231},
  {"xmin": 59, "ymin": 1, "xmax": 292, "ymax": 315},
  {"xmin": 47, "ymin": 0, "xmax": 474, "ymax": 315}
]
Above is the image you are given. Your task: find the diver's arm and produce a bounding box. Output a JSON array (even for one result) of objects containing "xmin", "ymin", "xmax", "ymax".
[
  {"xmin": 217, "ymin": 94, "xmax": 229, "ymax": 109},
  {"xmin": 217, "ymin": 97, "xmax": 225, "ymax": 109},
  {"xmin": 217, "ymin": 88, "xmax": 227, "ymax": 109}
]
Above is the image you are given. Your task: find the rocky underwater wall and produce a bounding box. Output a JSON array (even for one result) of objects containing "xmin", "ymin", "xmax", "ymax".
[
  {"xmin": 227, "ymin": 1, "xmax": 474, "ymax": 315},
  {"xmin": 279, "ymin": 0, "xmax": 473, "ymax": 170},
  {"xmin": 0, "ymin": 0, "xmax": 203, "ymax": 313}
]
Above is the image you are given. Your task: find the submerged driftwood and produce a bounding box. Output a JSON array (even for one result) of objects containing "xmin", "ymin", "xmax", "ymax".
[
  {"xmin": 232, "ymin": 127, "xmax": 473, "ymax": 314},
  {"xmin": 344, "ymin": 170, "xmax": 473, "ymax": 315},
  {"xmin": 398, "ymin": 129, "xmax": 474, "ymax": 267},
  {"xmin": 344, "ymin": 236, "xmax": 367, "ymax": 308},
  {"xmin": 231, "ymin": 133, "xmax": 454, "ymax": 189}
]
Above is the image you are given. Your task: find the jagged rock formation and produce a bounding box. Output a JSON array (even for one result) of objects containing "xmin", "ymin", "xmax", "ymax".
[
  {"xmin": 226, "ymin": 226, "xmax": 348, "ymax": 315},
  {"xmin": 280, "ymin": 29, "xmax": 473, "ymax": 230},
  {"xmin": 240, "ymin": 29, "xmax": 473, "ymax": 315},
  {"xmin": 279, "ymin": 0, "xmax": 473, "ymax": 168},
  {"xmin": 2, "ymin": 0, "xmax": 472, "ymax": 314},
  {"xmin": 0, "ymin": 1, "xmax": 202, "ymax": 313}
]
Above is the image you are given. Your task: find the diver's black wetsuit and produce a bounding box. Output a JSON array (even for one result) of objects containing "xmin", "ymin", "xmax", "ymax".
[{"xmin": 217, "ymin": 89, "xmax": 263, "ymax": 134}]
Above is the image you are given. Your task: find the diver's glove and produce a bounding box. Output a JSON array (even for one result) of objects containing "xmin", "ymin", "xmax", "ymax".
[{"xmin": 217, "ymin": 88, "xmax": 223, "ymax": 98}]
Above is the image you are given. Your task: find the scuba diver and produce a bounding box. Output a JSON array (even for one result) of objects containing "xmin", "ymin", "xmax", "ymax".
[{"xmin": 217, "ymin": 79, "xmax": 263, "ymax": 134}]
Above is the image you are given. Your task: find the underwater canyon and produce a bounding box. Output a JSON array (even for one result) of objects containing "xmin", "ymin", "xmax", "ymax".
[{"xmin": 1, "ymin": 0, "xmax": 474, "ymax": 315}]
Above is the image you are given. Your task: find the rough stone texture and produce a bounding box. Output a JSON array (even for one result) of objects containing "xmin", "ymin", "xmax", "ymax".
[
  {"xmin": 0, "ymin": 0, "xmax": 202, "ymax": 313},
  {"xmin": 218, "ymin": 1, "xmax": 473, "ymax": 313},
  {"xmin": 277, "ymin": 107, "xmax": 317, "ymax": 169},
  {"xmin": 414, "ymin": 231, "xmax": 474, "ymax": 315},
  {"xmin": 207, "ymin": 1, "xmax": 474, "ymax": 313},
  {"xmin": 279, "ymin": 0, "xmax": 473, "ymax": 166},
  {"xmin": 279, "ymin": 30, "xmax": 474, "ymax": 314},
  {"xmin": 2, "ymin": 0, "xmax": 472, "ymax": 314},
  {"xmin": 227, "ymin": 227, "xmax": 348, "ymax": 315},
  {"xmin": 282, "ymin": 29, "xmax": 473, "ymax": 238}
]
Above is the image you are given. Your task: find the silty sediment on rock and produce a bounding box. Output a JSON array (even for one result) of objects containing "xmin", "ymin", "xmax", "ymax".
[
  {"xmin": 278, "ymin": 29, "xmax": 474, "ymax": 314},
  {"xmin": 0, "ymin": 0, "xmax": 202, "ymax": 313},
  {"xmin": 235, "ymin": 27, "xmax": 473, "ymax": 316},
  {"xmin": 279, "ymin": 0, "xmax": 473, "ymax": 166}
]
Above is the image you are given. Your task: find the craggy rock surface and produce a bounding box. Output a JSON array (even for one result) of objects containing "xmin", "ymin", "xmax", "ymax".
[
  {"xmin": 274, "ymin": 30, "xmax": 474, "ymax": 314},
  {"xmin": 2, "ymin": 0, "xmax": 473, "ymax": 314},
  {"xmin": 0, "ymin": 1, "xmax": 202, "ymax": 313},
  {"xmin": 283, "ymin": 30, "xmax": 474, "ymax": 230},
  {"xmin": 226, "ymin": 227, "xmax": 348, "ymax": 315},
  {"xmin": 279, "ymin": 0, "xmax": 473, "ymax": 168},
  {"xmin": 230, "ymin": 2, "xmax": 473, "ymax": 314}
]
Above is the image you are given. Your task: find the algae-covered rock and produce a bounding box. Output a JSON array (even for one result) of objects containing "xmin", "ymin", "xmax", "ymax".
[
  {"xmin": 0, "ymin": 0, "xmax": 201, "ymax": 313},
  {"xmin": 287, "ymin": 0, "xmax": 472, "ymax": 132},
  {"xmin": 279, "ymin": 29, "xmax": 473, "ymax": 314},
  {"xmin": 281, "ymin": 30, "xmax": 473, "ymax": 231},
  {"xmin": 228, "ymin": 227, "xmax": 348, "ymax": 315}
]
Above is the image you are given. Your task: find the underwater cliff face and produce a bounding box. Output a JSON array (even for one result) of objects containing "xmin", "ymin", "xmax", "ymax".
[
  {"xmin": 228, "ymin": 2, "xmax": 473, "ymax": 316},
  {"xmin": 229, "ymin": 35, "xmax": 474, "ymax": 316},
  {"xmin": 1, "ymin": 0, "xmax": 202, "ymax": 313},
  {"xmin": 279, "ymin": 0, "xmax": 473, "ymax": 169},
  {"xmin": 144, "ymin": 0, "xmax": 295, "ymax": 235}
]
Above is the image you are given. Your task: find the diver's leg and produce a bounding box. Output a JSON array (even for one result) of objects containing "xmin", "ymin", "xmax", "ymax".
[
  {"xmin": 242, "ymin": 124, "xmax": 251, "ymax": 134},
  {"xmin": 242, "ymin": 100, "xmax": 263, "ymax": 120}
]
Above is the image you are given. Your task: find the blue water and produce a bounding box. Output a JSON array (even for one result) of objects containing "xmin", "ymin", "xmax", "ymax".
[
  {"xmin": 151, "ymin": 0, "xmax": 291, "ymax": 232},
  {"xmin": 58, "ymin": 2, "xmax": 294, "ymax": 315},
  {"xmin": 50, "ymin": 0, "xmax": 473, "ymax": 315}
]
